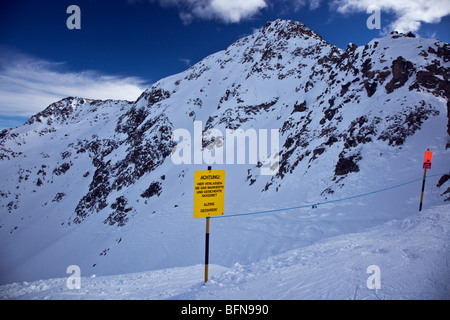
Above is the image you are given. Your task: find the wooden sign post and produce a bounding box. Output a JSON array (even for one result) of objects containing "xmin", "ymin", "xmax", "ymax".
[{"xmin": 193, "ymin": 166, "xmax": 225, "ymax": 284}]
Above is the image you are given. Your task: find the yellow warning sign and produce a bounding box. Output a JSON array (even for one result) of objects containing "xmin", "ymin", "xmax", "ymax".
[{"xmin": 194, "ymin": 170, "xmax": 225, "ymax": 218}]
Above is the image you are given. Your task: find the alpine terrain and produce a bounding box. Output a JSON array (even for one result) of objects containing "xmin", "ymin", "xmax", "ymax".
[{"xmin": 1, "ymin": 19, "xmax": 449, "ymax": 299}]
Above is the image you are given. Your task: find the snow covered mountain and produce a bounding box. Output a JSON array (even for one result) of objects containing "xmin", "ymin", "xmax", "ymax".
[{"xmin": 1, "ymin": 19, "xmax": 449, "ymax": 296}]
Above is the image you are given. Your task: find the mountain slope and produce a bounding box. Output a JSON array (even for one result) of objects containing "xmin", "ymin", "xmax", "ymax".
[{"xmin": 0, "ymin": 19, "xmax": 449, "ymax": 288}]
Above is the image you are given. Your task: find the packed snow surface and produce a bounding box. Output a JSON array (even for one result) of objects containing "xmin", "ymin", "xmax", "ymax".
[{"xmin": 1, "ymin": 204, "xmax": 449, "ymax": 300}]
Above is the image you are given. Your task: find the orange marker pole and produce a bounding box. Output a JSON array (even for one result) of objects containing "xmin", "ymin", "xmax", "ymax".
[
  {"xmin": 419, "ymin": 167, "xmax": 427, "ymax": 212},
  {"xmin": 419, "ymin": 149, "xmax": 433, "ymax": 212}
]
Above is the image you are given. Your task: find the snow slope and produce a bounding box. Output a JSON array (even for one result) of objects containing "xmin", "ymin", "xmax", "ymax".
[{"xmin": 1, "ymin": 204, "xmax": 449, "ymax": 300}]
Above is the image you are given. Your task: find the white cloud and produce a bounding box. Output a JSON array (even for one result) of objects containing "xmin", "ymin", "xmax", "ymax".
[
  {"xmin": 289, "ymin": 0, "xmax": 323, "ymax": 11},
  {"xmin": 330, "ymin": 0, "xmax": 450, "ymax": 33},
  {"xmin": 151, "ymin": 0, "xmax": 267, "ymax": 24},
  {"xmin": 178, "ymin": 58, "xmax": 192, "ymax": 67},
  {"xmin": 210, "ymin": 0, "xmax": 267, "ymax": 23},
  {"xmin": 0, "ymin": 50, "xmax": 148, "ymax": 118}
]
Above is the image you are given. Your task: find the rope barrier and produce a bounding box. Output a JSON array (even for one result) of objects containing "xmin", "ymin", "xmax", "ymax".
[{"xmin": 212, "ymin": 171, "xmax": 449, "ymax": 219}]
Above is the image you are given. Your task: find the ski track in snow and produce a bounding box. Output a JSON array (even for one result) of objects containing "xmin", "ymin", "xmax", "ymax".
[{"xmin": 1, "ymin": 204, "xmax": 449, "ymax": 300}]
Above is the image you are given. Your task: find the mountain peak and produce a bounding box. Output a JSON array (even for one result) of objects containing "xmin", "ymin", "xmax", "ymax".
[{"xmin": 261, "ymin": 19, "xmax": 324, "ymax": 42}]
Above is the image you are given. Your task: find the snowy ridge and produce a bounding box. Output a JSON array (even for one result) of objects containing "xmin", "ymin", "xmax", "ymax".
[{"xmin": 0, "ymin": 19, "xmax": 449, "ymax": 298}]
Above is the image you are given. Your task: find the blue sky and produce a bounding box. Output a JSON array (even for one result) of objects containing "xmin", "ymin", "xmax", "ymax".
[{"xmin": 1, "ymin": 0, "xmax": 449, "ymax": 129}]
